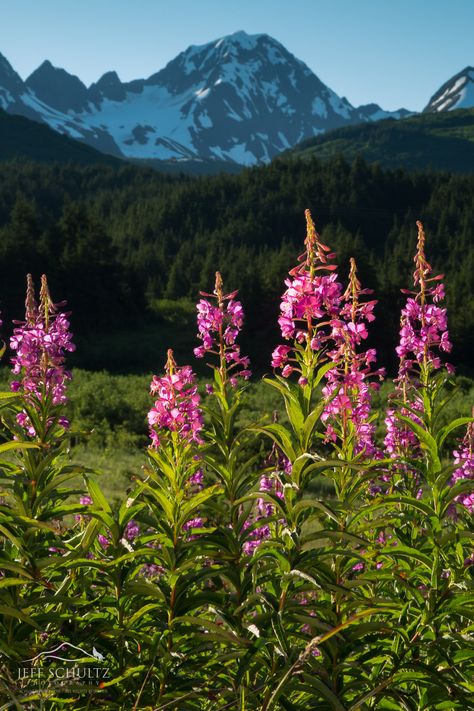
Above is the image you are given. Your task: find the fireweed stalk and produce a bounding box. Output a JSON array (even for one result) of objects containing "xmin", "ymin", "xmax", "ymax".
[
  {"xmin": 194, "ymin": 270, "xmax": 251, "ymax": 387},
  {"xmin": 147, "ymin": 348, "xmax": 207, "ymax": 541},
  {"xmin": 271, "ymin": 209, "xmax": 342, "ymax": 388},
  {"xmin": 10, "ymin": 274, "xmax": 75, "ymax": 438},
  {"xmin": 322, "ymin": 257, "xmax": 384, "ymax": 459},
  {"xmin": 194, "ymin": 273, "xmax": 257, "ymax": 553},
  {"xmin": 143, "ymin": 349, "xmax": 220, "ymax": 700},
  {"xmin": 193, "ymin": 272, "xmax": 263, "ymax": 699},
  {"xmin": 147, "ymin": 349, "xmax": 208, "ymax": 549},
  {"xmin": 384, "ymin": 221, "xmax": 452, "ymax": 477}
]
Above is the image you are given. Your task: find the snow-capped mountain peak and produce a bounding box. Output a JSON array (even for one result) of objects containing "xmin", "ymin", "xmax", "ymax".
[
  {"xmin": 26, "ymin": 60, "xmax": 89, "ymax": 113},
  {"xmin": 0, "ymin": 32, "xmax": 413, "ymax": 166},
  {"xmin": 424, "ymin": 66, "xmax": 474, "ymax": 113}
]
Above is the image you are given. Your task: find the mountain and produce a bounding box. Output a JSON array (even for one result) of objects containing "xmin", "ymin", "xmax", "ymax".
[
  {"xmin": 0, "ymin": 107, "xmax": 121, "ymax": 165},
  {"xmin": 286, "ymin": 108, "xmax": 474, "ymax": 173},
  {"xmin": 424, "ymin": 67, "xmax": 474, "ymax": 113},
  {"xmin": 26, "ymin": 60, "xmax": 90, "ymax": 113},
  {"xmin": 0, "ymin": 32, "xmax": 410, "ymax": 166}
]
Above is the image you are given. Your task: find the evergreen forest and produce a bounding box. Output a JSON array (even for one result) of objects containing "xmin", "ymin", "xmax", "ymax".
[{"xmin": 0, "ymin": 155, "xmax": 472, "ymax": 375}]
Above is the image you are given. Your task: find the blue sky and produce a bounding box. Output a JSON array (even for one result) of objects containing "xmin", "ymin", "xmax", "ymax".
[{"xmin": 1, "ymin": 0, "xmax": 472, "ymax": 111}]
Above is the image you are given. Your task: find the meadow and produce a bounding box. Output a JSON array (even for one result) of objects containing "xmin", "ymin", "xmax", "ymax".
[{"xmin": 0, "ymin": 213, "xmax": 473, "ymax": 709}]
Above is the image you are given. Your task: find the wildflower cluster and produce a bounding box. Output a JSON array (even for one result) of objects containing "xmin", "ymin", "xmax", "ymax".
[
  {"xmin": 194, "ymin": 271, "xmax": 251, "ymax": 386},
  {"xmin": 322, "ymin": 258, "xmax": 383, "ymax": 455},
  {"xmin": 10, "ymin": 274, "xmax": 75, "ymax": 435},
  {"xmin": 148, "ymin": 349, "xmax": 203, "ymax": 447},
  {"xmin": 2, "ymin": 215, "xmax": 474, "ymax": 711},
  {"xmin": 385, "ymin": 221, "xmax": 452, "ymax": 462},
  {"xmin": 272, "ymin": 209, "xmax": 342, "ymax": 380}
]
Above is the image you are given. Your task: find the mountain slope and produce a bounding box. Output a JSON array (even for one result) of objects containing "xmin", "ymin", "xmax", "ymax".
[
  {"xmin": 285, "ymin": 109, "xmax": 474, "ymax": 173},
  {"xmin": 0, "ymin": 107, "xmax": 121, "ymax": 165},
  {"xmin": 424, "ymin": 67, "xmax": 474, "ymax": 112},
  {"xmin": 0, "ymin": 32, "xmax": 410, "ymax": 166}
]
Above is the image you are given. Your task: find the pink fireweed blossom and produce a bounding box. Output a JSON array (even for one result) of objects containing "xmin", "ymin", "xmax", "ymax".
[
  {"xmin": 322, "ymin": 258, "xmax": 384, "ymax": 457},
  {"xmin": 10, "ymin": 275, "xmax": 75, "ymax": 435},
  {"xmin": 194, "ymin": 271, "xmax": 251, "ymax": 385},
  {"xmin": 384, "ymin": 222, "xmax": 452, "ymax": 467},
  {"xmin": 272, "ymin": 210, "xmax": 342, "ymax": 379},
  {"xmin": 243, "ymin": 435, "xmax": 289, "ymax": 556},
  {"xmin": 148, "ymin": 349, "xmax": 203, "ymax": 448},
  {"xmin": 451, "ymin": 416, "xmax": 474, "ymax": 513}
]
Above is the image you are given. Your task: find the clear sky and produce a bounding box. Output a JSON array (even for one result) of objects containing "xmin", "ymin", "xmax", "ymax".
[{"xmin": 1, "ymin": 0, "xmax": 472, "ymax": 112}]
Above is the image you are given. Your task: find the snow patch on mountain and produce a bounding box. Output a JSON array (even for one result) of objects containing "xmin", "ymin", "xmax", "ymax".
[{"xmin": 424, "ymin": 67, "xmax": 474, "ymax": 113}]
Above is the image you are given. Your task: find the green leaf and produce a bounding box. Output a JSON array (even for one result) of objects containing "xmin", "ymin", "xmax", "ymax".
[
  {"xmin": 85, "ymin": 477, "xmax": 112, "ymax": 513},
  {"xmin": 0, "ymin": 441, "xmax": 39, "ymax": 454},
  {"xmin": 255, "ymin": 423, "xmax": 297, "ymax": 461},
  {"xmin": 126, "ymin": 603, "xmax": 164, "ymax": 628},
  {"xmin": 298, "ymin": 674, "xmax": 347, "ymax": 711},
  {"xmin": 0, "ymin": 605, "xmax": 40, "ymax": 628},
  {"xmin": 124, "ymin": 580, "xmax": 165, "ymax": 600},
  {"xmin": 0, "ymin": 578, "xmax": 29, "ymax": 589},
  {"xmin": 380, "ymin": 544, "xmax": 433, "ymax": 570},
  {"xmin": 302, "ymin": 401, "xmax": 326, "ymax": 450},
  {"xmin": 293, "ymin": 498, "xmax": 339, "ymax": 523},
  {"xmin": 98, "ymin": 665, "xmax": 146, "ymax": 687},
  {"xmin": 395, "ymin": 413, "xmax": 441, "ymax": 472},
  {"xmin": 0, "ymin": 523, "xmax": 23, "ymax": 550},
  {"xmin": 382, "ymin": 495, "xmax": 434, "ymax": 518},
  {"xmin": 437, "ymin": 416, "xmax": 474, "ymax": 450},
  {"xmin": 175, "ymin": 615, "xmax": 250, "ymax": 645}
]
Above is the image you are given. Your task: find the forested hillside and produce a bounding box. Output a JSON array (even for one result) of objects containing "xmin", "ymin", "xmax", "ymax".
[
  {"xmin": 0, "ymin": 156, "xmax": 472, "ymax": 374},
  {"xmin": 287, "ymin": 108, "xmax": 474, "ymax": 173}
]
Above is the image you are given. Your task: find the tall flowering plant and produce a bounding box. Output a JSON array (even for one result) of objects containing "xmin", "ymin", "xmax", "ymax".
[
  {"xmin": 194, "ymin": 270, "xmax": 251, "ymax": 388},
  {"xmin": 271, "ymin": 209, "xmax": 342, "ymax": 386},
  {"xmin": 384, "ymin": 221, "xmax": 453, "ymax": 479},
  {"xmin": 372, "ymin": 223, "xmax": 474, "ymax": 707},
  {"xmin": 10, "ymin": 274, "xmax": 75, "ymax": 439},
  {"xmin": 0, "ymin": 275, "xmax": 95, "ymax": 690},
  {"xmin": 136, "ymin": 349, "xmax": 221, "ymax": 703},
  {"xmin": 322, "ymin": 257, "xmax": 384, "ymax": 461}
]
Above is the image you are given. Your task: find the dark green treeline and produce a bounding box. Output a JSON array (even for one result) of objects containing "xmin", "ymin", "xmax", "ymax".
[{"xmin": 0, "ymin": 156, "xmax": 472, "ymax": 374}]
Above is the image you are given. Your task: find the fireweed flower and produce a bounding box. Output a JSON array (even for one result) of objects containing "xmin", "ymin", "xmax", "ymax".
[
  {"xmin": 194, "ymin": 271, "xmax": 251, "ymax": 385},
  {"xmin": 10, "ymin": 274, "xmax": 75, "ymax": 436},
  {"xmin": 243, "ymin": 433, "xmax": 289, "ymax": 556},
  {"xmin": 452, "ymin": 417, "xmax": 474, "ymax": 513},
  {"xmin": 148, "ymin": 349, "xmax": 203, "ymax": 448},
  {"xmin": 272, "ymin": 210, "xmax": 342, "ymax": 380},
  {"xmin": 384, "ymin": 222, "xmax": 452, "ymax": 466},
  {"xmin": 322, "ymin": 258, "xmax": 384, "ymax": 457}
]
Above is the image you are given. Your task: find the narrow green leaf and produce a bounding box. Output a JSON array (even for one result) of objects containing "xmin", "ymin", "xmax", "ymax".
[
  {"xmin": 0, "ymin": 441, "xmax": 39, "ymax": 454},
  {"xmin": 85, "ymin": 477, "xmax": 112, "ymax": 513},
  {"xmin": 437, "ymin": 417, "xmax": 474, "ymax": 450},
  {"xmin": 396, "ymin": 414, "xmax": 441, "ymax": 471}
]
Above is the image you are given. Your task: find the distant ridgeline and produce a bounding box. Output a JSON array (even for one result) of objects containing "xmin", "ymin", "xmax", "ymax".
[
  {"xmin": 0, "ymin": 156, "xmax": 472, "ymax": 374},
  {"xmin": 287, "ymin": 108, "xmax": 474, "ymax": 174}
]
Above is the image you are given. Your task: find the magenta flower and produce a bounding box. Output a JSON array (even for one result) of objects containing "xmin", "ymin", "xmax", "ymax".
[
  {"xmin": 243, "ymin": 437, "xmax": 289, "ymax": 556},
  {"xmin": 124, "ymin": 520, "xmax": 140, "ymax": 541},
  {"xmin": 384, "ymin": 222, "xmax": 452, "ymax": 465},
  {"xmin": 148, "ymin": 350, "xmax": 203, "ymax": 448},
  {"xmin": 10, "ymin": 275, "xmax": 75, "ymax": 436},
  {"xmin": 272, "ymin": 210, "xmax": 342, "ymax": 379},
  {"xmin": 321, "ymin": 258, "xmax": 384, "ymax": 456},
  {"xmin": 194, "ymin": 272, "xmax": 251, "ymax": 385},
  {"xmin": 451, "ymin": 417, "xmax": 474, "ymax": 513}
]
